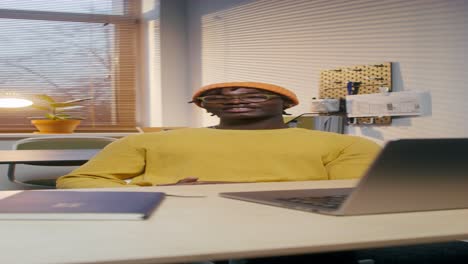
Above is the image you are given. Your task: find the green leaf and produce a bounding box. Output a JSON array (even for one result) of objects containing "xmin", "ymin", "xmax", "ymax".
[
  {"xmin": 45, "ymin": 113, "xmax": 57, "ymax": 120},
  {"xmin": 52, "ymin": 98, "xmax": 92, "ymax": 107},
  {"xmin": 30, "ymin": 105, "xmax": 50, "ymax": 111},
  {"xmin": 55, "ymin": 106, "xmax": 84, "ymax": 111},
  {"xmin": 61, "ymin": 97, "xmax": 92, "ymax": 104},
  {"xmin": 29, "ymin": 94, "xmax": 91, "ymax": 120},
  {"xmin": 33, "ymin": 94, "xmax": 56, "ymax": 104}
]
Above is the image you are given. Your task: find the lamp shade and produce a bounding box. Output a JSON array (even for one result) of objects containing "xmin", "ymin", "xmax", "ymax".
[{"xmin": 0, "ymin": 93, "xmax": 33, "ymax": 108}]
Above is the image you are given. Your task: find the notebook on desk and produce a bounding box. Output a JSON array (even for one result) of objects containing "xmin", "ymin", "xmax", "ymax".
[
  {"xmin": 220, "ymin": 138, "xmax": 468, "ymax": 216},
  {"xmin": 0, "ymin": 191, "xmax": 165, "ymax": 220}
]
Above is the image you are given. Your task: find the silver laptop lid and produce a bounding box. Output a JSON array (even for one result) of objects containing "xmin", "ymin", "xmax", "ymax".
[
  {"xmin": 339, "ymin": 138, "xmax": 468, "ymax": 215},
  {"xmin": 220, "ymin": 138, "xmax": 468, "ymax": 216}
]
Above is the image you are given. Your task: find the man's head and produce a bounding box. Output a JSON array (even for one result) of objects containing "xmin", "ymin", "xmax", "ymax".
[{"xmin": 191, "ymin": 82, "xmax": 299, "ymax": 121}]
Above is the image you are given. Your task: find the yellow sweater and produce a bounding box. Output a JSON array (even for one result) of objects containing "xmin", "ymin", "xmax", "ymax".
[{"xmin": 57, "ymin": 128, "xmax": 381, "ymax": 189}]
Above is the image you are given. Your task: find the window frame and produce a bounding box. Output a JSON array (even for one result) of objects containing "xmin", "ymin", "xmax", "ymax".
[{"xmin": 0, "ymin": 1, "xmax": 140, "ymax": 133}]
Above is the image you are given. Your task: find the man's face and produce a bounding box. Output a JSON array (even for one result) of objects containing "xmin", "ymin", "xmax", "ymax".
[{"xmin": 200, "ymin": 87, "xmax": 287, "ymax": 120}]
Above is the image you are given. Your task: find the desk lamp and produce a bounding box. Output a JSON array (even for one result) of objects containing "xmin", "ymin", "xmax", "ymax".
[{"xmin": 0, "ymin": 93, "xmax": 33, "ymax": 108}]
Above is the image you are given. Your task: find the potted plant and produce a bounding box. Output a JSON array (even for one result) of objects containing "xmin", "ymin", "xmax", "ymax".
[{"xmin": 29, "ymin": 94, "xmax": 92, "ymax": 134}]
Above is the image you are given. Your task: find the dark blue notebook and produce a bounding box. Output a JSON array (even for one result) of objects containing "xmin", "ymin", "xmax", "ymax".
[{"xmin": 0, "ymin": 191, "xmax": 165, "ymax": 220}]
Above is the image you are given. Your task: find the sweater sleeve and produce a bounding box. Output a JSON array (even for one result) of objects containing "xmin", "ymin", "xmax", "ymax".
[
  {"xmin": 325, "ymin": 137, "xmax": 381, "ymax": 180},
  {"xmin": 56, "ymin": 136, "xmax": 152, "ymax": 189}
]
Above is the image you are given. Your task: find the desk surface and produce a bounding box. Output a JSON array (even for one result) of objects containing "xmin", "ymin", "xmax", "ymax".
[
  {"xmin": 0, "ymin": 149, "xmax": 100, "ymax": 165},
  {"xmin": 0, "ymin": 180, "xmax": 467, "ymax": 264}
]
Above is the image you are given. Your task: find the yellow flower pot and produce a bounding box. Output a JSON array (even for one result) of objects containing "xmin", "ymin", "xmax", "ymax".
[{"xmin": 31, "ymin": 119, "xmax": 81, "ymax": 134}]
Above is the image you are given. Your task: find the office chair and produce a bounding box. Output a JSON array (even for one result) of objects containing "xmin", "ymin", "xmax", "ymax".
[{"xmin": 7, "ymin": 136, "xmax": 116, "ymax": 189}]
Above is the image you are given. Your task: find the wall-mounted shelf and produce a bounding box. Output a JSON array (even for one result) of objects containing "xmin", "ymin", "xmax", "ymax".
[{"xmin": 319, "ymin": 62, "xmax": 392, "ymax": 125}]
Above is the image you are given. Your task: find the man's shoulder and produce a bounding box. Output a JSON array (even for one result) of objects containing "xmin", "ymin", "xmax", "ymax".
[
  {"xmin": 291, "ymin": 128, "xmax": 381, "ymax": 146},
  {"xmin": 290, "ymin": 128, "xmax": 349, "ymax": 138}
]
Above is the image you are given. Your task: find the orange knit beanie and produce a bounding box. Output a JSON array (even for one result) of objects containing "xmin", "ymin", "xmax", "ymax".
[{"xmin": 192, "ymin": 82, "xmax": 299, "ymax": 108}]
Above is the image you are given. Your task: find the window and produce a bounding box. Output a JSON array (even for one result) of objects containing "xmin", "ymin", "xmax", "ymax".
[{"xmin": 0, "ymin": 0, "xmax": 138, "ymax": 132}]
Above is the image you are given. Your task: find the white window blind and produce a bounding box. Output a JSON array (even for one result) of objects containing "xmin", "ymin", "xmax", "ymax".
[{"xmin": 0, "ymin": 0, "xmax": 138, "ymax": 132}]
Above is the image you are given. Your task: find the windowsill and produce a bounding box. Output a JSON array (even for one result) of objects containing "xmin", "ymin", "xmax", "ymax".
[{"xmin": 0, "ymin": 132, "xmax": 137, "ymax": 140}]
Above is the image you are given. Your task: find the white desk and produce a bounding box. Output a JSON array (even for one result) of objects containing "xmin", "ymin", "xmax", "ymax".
[{"xmin": 1, "ymin": 180, "xmax": 468, "ymax": 264}]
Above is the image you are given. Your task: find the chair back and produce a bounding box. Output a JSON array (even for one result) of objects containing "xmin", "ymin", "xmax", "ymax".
[
  {"xmin": 8, "ymin": 136, "xmax": 116, "ymax": 189},
  {"xmin": 14, "ymin": 136, "xmax": 115, "ymax": 150}
]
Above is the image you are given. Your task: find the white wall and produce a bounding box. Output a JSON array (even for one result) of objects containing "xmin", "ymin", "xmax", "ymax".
[
  {"xmin": 184, "ymin": 0, "xmax": 468, "ymax": 141},
  {"xmin": 159, "ymin": 0, "xmax": 191, "ymax": 126},
  {"xmin": 139, "ymin": 0, "xmax": 191, "ymax": 127},
  {"xmin": 138, "ymin": 0, "xmax": 162, "ymax": 126}
]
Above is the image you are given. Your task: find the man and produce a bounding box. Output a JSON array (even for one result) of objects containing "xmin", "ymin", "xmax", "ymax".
[{"xmin": 57, "ymin": 82, "xmax": 380, "ymax": 189}]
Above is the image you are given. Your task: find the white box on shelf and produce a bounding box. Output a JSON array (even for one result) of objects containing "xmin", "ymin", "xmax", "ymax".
[
  {"xmin": 345, "ymin": 90, "xmax": 431, "ymax": 118},
  {"xmin": 310, "ymin": 98, "xmax": 340, "ymax": 113}
]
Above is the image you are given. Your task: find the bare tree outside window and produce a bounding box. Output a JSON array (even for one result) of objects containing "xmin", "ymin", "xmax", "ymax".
[{"xmin": 0, "ymin": 0, "xmax": 137, "ymax": 132}]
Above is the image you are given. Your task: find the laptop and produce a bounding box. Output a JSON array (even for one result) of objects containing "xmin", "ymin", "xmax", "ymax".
[{"xmin": 220, "ymin": 138, "xmax": 468, "ymax": 216}]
